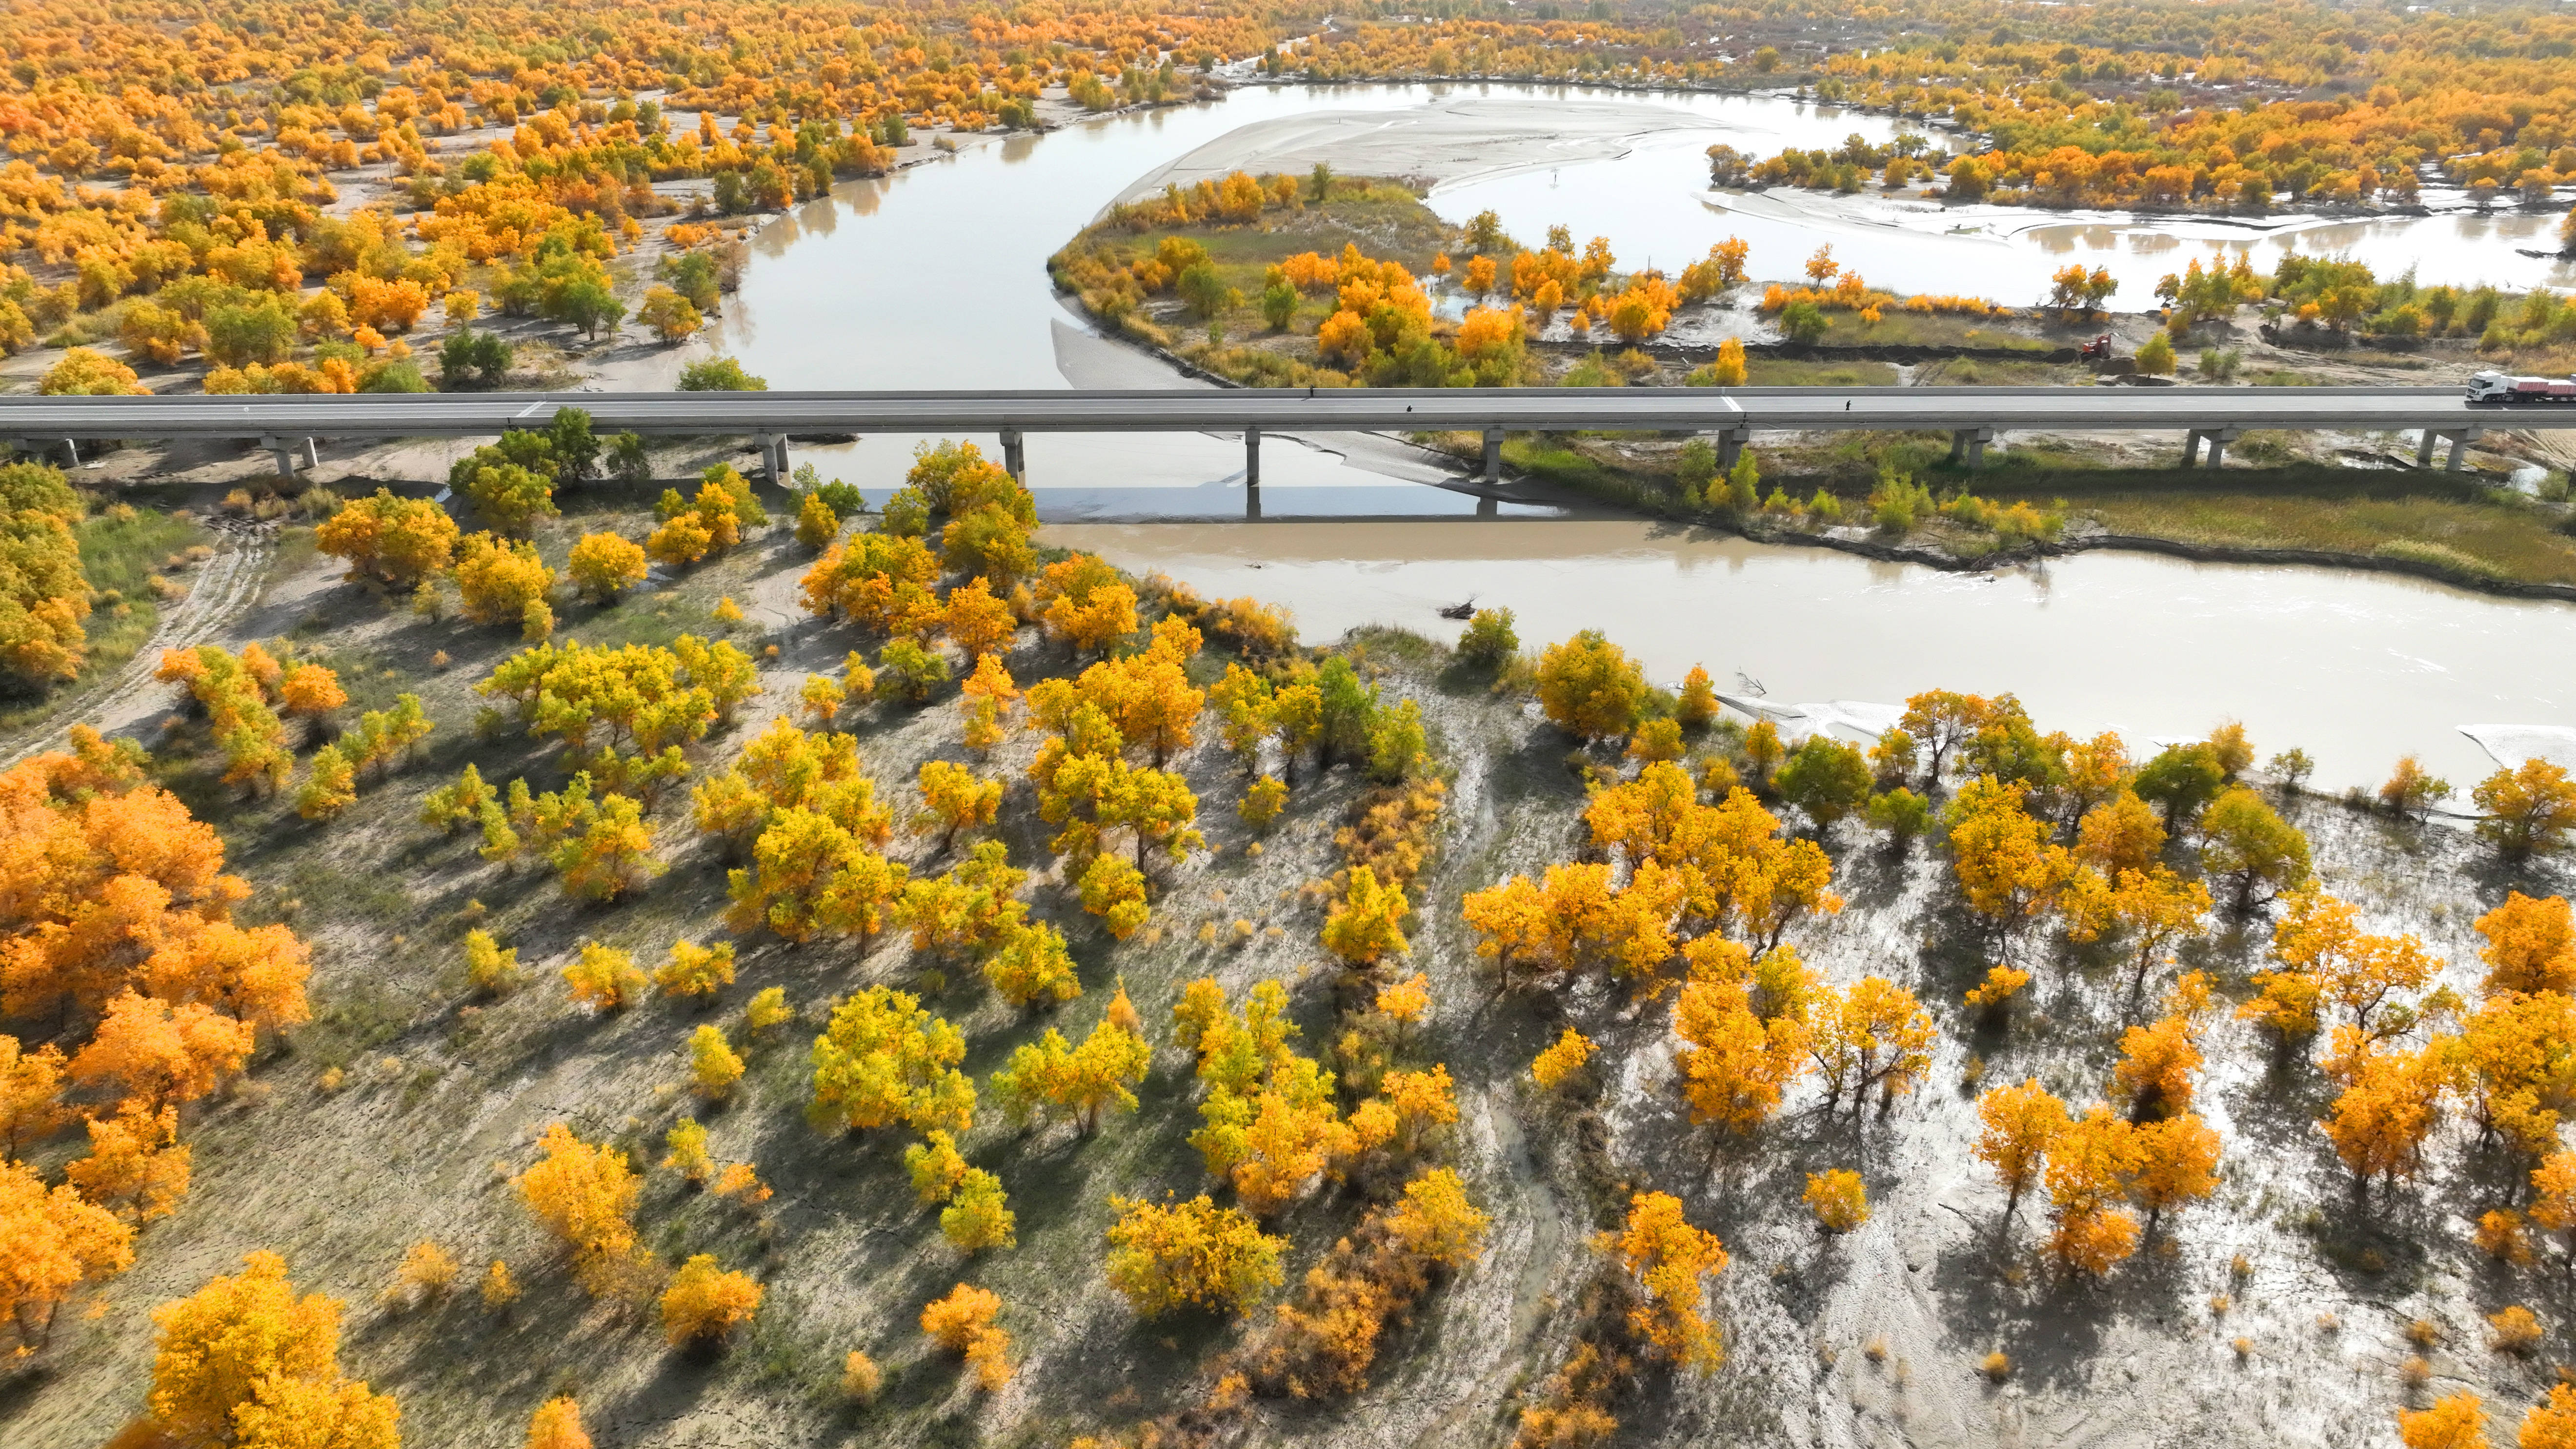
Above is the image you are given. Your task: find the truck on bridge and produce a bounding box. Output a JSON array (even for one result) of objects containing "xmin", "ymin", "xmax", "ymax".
[{"xmin": 2467, "ymin": 370, "xmax": 2576, "ymax": 404}]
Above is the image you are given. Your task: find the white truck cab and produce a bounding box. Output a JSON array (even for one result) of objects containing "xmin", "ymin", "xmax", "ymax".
[{"xmin": 2467, "ymin": 370, "xmax": 2576, "ymax": 402}]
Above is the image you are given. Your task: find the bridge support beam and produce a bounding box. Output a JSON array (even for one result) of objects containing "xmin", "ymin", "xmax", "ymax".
[
  {"xmin": 1000, "ymin": 428, "xmax": 1025, "ymax": 483},
  {"xmin": 2425, "ymin": 427, "xmax": 2484, "ymax": 472},
  {"xmin": 258, "ymin": 435, "xmax": 310, "ymax": 480},
  {"xmin": 751, "ymin": 433, "xmax": 786, "ymax": 488},
  {"xmin": 1715, "ymin": 423, "xmax": 1751, "ymax": 473},
  {"xmin": 1242, "ymin": 426, "xmax": 1259, "ymax": 486},
  {"xmin": 2186, "ymin": 427, "xmax": 2242, "ymax": 469},
  {"xmin": 1950, "ymin": 427, "xmax": 1994, "ymax": 471},
  {"xmin": 1481, "ymin": 428, "xmax": 1503, "ymax": 485}
]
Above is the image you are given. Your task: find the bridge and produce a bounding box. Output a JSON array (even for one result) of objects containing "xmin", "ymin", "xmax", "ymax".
[{"xmin": 3, "ymin": 384, "xmax": 2556, "ymax": 488}]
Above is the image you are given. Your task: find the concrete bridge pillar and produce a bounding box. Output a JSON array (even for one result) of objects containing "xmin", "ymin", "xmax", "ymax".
[
  {"xmin": 1000, "ymin": 428, "xmax": 1026, "ymax": 482},
  {"xmin": 2199, "ymin": 427, "xmax": 2242, "ymax": 469},
  {"xmin": 2421, "ymin": 425, "xmax": 2483, "ymax": 472},
  {"xmin": 1715, "ymin": 423, "xmax": 1752, "ymax": 472},
  {"xmin": 257, "ymin": 435, "xmax": 309, "ymax": 480},
  {"xmin": 751, "ymin": 433, "xmax": 787, "ymax": 487},
  {"xmin": 1950, "ymin": 427, "xmax": 1995, "ymax": 471},
  {"xmin": 1481, "ymin": 427, "xmax": 1503, "ymax": 485},
  {"xmin": 1242, "ymin": 426, "xmax": 1259, "ymax": 486},
  {"xmin": 2415, "ymin": 429, "xmax": 2440, "ymax": 469}
]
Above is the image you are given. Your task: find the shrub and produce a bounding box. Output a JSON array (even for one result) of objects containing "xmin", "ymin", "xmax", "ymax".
[
  {"xmin": 1803, "ymin": 1170, "xmax": 1869, "ymax": 1233},
  {"xmin": 841, "ymin": 1350, "xmax": 882, "ymax": 1403},
  {"xmin": 921, "ymin": 1283, "xmax": 1011, "ymax": 1389},
  {"xmin": 395, "ymin": 1239, "xmax": 459, "ymax": 1300},
  {"xmin": 567, "ymin": 532, "xmax": 648, "ymax": 603},
  {"xmin": 439, "ymin": 329, "xmax": 513, "ymax": 388},
  {"xmin": 564, "ymin": 942, "xmax": 645, "ymax": 1011},
  {"xmin": 660, "ymin": 1254, "xmax": 762, "ymax": 1346},
  {"xmin": 688, "ymin": 1025, "xmax": 745, "ymax": 1098},
  {"xmin": 2490, "ymin": 1305, "xmax": 2543, "ymax": 1355},
  {"xmin": 1534, "ymin": 629, "xmax": 1646, "ymax": 740},
  {"xmin": 1457, "ymin": 607, "xmax": 1518, "ymax": 666},
  {"xmin": 1104, "ymin": 1194, "xmax": 1287, "ymax": 1316},
  {"xmin": 678, "ymin": 356, "xmax": 767, "ymax": 391}
]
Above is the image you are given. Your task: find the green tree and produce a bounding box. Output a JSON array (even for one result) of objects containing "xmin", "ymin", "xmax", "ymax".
[
  {"xmin": 550, "ymin": 278, "xmax": 625, "ymax": 338},
  {"xmin": 548, "ymin": 408, "xmax": 602, "ymax": 485},
  {"xmin": 607, "ymin": 432, "xmax": 651, "ymax": 484},
  {"xmin": 2198, "ymin": 787, "xmax": 2312, "ymax": 912},
  {"xmin": 1779, "ymin": 300, "xmax": 1828, "ymax": 343},
  {"xmin": 1366, "ymin": 699, "xmax": 1427, "ymax": 783},
  {"xmin": 659, "ymin": 251, "xmax": 722, "ymax": 310},
  {"xmin": 459, "ymin": 462, "xmax": 556, "ymax": 536},
  {"xmin": 1724, "ymin": 448, "xmax": 1760, "ymax": 514},
  {"xmin": 1261, "ymin": 280, "xmax": 1299, "ymax": 331},
  {"xmin": 1773, "ymin": 736, "xmax": 1872, "ymax": 826},
  {"xmin": 439, "ymin": 329, "xmax": 514, "ymax": 388},
  {"xmin": 679, "ymin": 356, "xmax": 767, "ymax": 391},
  {"xmin": 2133, "ymin": 744, "xmax": 2225, "ymax": 832},
  {"xmin": 1674, "ymin": 439, "xmax": 1718, "ymax": 503},
  {"xmin": 203, "ymin": 297, "xmax": 296, "ymax": 366},
  {"xmin": 1176, "ymin": 261, "xmax": 1228, "ymax": 319}
]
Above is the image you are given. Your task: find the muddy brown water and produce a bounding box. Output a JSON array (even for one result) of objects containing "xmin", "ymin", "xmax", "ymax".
[
  {"xmin": 692, "ymin": 82, "xmax": 2575, "ymax": 799},
  {"xmin": 1047, "ymin": 517, "xmax": 2576, "ymax": 794}
]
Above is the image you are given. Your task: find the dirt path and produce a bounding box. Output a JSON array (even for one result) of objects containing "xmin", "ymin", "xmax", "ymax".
[{"xmin": 2, "ymin": 518, "xmax": 278, "ymax": 766}]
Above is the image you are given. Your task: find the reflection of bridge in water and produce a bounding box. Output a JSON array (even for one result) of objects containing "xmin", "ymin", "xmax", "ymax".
[{"xmin": 7, "ymin": 385, "xmax": 2548, "ymax": 521}]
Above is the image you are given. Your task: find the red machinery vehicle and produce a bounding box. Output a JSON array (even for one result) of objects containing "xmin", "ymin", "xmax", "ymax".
[
  {"xmin": 2467, "ymin": 369, "xmax": 2576, "ymax": 403},
  {"xmin": 2078, "ymin": 334, "xmax": 2113, "ymax": 362}
]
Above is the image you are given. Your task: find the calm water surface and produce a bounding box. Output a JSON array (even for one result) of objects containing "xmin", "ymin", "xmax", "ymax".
[
  {"xmin": 703, "ymin": 85, "xmax": 2576, "ymax": 785},
  {"xmin": 1047, "ymin": 519, "xmax": 2576, "ymax": 792}
]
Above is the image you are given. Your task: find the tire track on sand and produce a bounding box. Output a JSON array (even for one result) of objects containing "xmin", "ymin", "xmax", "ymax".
[{"xmin": 2, "ymin": 518, "xmax": 278, "ymax": 766}]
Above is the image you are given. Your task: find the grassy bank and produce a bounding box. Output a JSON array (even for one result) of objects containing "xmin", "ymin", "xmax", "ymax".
[
  {"xmin": 1052, "ymin": 174, "xmax": 1449, "ymax": 337},
  {"xmin": 0, "ymin": 505, "xmax": 205, "ymax": 732},
  {"xmin": 1481, "ymin": 428, "xmax": 2576, "ymax": 587},
  {"xmin": 1986, "ymin": 470, "xmax": 2576, "ymax": 586}
]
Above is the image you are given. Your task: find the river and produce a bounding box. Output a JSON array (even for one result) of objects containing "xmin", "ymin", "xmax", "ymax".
[{"xmin": 697, "ymin": 82, "xmax": 2576, "ymax": 793}]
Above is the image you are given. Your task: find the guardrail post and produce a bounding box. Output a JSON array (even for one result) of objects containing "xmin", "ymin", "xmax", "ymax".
[
  {"xmin": 1242, "ymin": 426, "xmax": 1260, "ymax": 486},
  {"xmin": 1481, "ymin": 428, "xmax": 1503, "ymax": 485},
  {"xmin": 1716, "ymin": 423, "xmax": 1751, "ymax": 472},
  {"xmin": 1000, "ymin": 428, "xmax": 1026, "ymax": 482},
  {"xmin": 2203, "ymin": 427, "xmax": 2241, "ymax": 469},
  {"xmin": 2445, "ymin": 427, "xmax": 2483, "ymax": 472}
]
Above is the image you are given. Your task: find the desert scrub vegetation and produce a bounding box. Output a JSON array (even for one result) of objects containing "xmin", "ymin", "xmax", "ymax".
[
  {"xmin": 2005, "ymin": 470, "xmax": 2576, "ymax": 587},
  {"xmin": 4, "ymin": 425, "xmax": 2576, "ymax": 1448},
  {"xmin": 0, "ymin": 426, "xmax": 1524, "ymax": 1447}
]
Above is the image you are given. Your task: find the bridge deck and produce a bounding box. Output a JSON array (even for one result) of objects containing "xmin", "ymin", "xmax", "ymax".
[{"xmin": 0, "ymin": 385, "xmax": 2556, "ymax": 441}]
